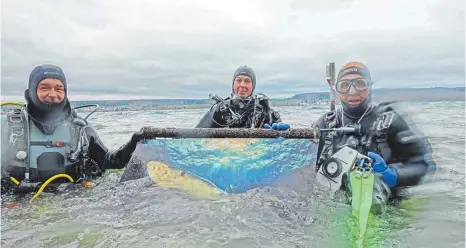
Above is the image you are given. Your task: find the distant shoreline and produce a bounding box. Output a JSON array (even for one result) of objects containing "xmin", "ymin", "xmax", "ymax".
[
  {"xmin": 71, "ymin": 99, "xmax": 463, "ymax": 112},
  {"xmin": 4, "ymin": 86, "xmax": 463, "ymax": 110},
  {"xmin": 69, "ymin": 87, "xmax": 464, "ymax": 107}
]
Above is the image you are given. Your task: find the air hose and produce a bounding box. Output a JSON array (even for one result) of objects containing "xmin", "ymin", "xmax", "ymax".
[
  {"xmin": 29, "ymin": 174, "xmax": 74, "ymax": 202},
  {"xmin": 1, "ymin": 102, "xmax": 25, "ymax": 107},
  {"xmin": 2, "ymin": 102, "xmax": 94, "ymax": 202}
]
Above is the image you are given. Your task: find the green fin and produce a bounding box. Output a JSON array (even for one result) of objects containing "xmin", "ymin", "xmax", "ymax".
[
  {"xmin": 350, "ymin": 171, "xmax": 362, "ymax": 218},
  {"xmin": 359, "ymin": 173, "xmax": 375, "ymax": 239},
  {"xmin": 350, "ymin": 170, "xmax": 375, "ymax": 245}
]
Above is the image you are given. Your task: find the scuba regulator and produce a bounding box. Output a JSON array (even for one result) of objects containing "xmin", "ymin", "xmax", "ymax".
[
  {"xmin": 320, "ymin": 123, "xmax": 363, "ymax": 150},
  {"xmin": 208, "ymin": 93, "xmax": 269, "ymax": 128},
  {"xmin": 209, "ymin": 93, "xmax": 242, "ymax": 126}
]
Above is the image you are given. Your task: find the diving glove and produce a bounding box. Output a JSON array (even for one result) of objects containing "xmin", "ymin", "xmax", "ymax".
[
  {"xmin": 368, "ymin": 152, "xmax": 398, "ymax": 188},
  {"xmin": 128, "ymin": 130, "xmax": 145, "ymax": 150},
  {"xmin": 104, "ymin": 131, "xmax": 146, "ymax": 169},
  {"xmin": 264, "ymin": 122, "xmax": 290, "ymax": 130}
]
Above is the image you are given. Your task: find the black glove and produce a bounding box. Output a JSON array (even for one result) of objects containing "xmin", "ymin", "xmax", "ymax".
[
  {"xmin": 102, "ymin": 131, "xmax": 146, "ymax": 170},
  {"xmin": 127, "ymin": 131, "xmax": 145, "ymax": 150}
]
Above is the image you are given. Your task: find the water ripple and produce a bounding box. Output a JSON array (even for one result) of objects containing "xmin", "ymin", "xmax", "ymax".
[{"xmin": 2, "ymin": 102, "xmax": 464, "ymax": 248}]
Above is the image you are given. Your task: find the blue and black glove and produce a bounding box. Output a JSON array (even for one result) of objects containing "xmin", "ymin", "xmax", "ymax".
[
  {"xmin": 264, "ymin": 122, "xmax": 290, "ymax": 130},
  {"xmin": 368, "ymin": 152, "xmax": 398, "ymax": 188},
  {"xmin": 355, "ymin": 152, "xmax": 398, "ymax": 188}
]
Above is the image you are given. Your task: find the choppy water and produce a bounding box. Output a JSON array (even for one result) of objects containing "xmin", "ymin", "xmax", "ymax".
[{"xmin": 1, "ymin": 101, "xmax": 465, "ymax": 248}]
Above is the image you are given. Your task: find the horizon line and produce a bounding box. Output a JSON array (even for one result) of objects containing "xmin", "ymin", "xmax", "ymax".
[
  {"xmin": 2, "ymin": 86, "xmax": 464, "ymax": 102},
  {"xmin": 69, "ymin": 86, "xmax": 465, "ymax": 102}
]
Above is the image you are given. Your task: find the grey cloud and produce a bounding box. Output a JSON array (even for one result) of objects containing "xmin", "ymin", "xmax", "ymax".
[
  {"xmin": 1, "ymin": 0, "xmax": 464, "ymax": 101},
  {"xmin": 290, "ymin": 0, "xmax": 355, "ymax": 11}
]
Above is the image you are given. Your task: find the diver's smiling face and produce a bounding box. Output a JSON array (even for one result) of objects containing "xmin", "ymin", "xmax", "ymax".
[
  {"xmin": 36, "ymin": 78, "xmax": 65, "ymax": 104},
  {"xmin": 233, "ymin": 75, "xmax": 253, "ymax": 98},
  {"xmin": 338, "ymin": 74, "xmax": 370, "ymax": 105}
]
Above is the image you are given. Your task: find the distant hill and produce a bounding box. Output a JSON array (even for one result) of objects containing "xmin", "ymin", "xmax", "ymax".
[
  {"xmin": 70, "ymin": 87, "xmax": 465, "ymax": 108},
  {"xmin": 71, "ymin": 98, "xmax": 212, "ymax": 108},
  {"xmin": 287, "ymin": 87, "xmax": 465, "ymax": 102}
]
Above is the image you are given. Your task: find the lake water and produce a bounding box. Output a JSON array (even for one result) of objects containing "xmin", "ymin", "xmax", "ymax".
[{"xmin": 1, "ymin": 101, "xmax": 465, "ymax": 248}]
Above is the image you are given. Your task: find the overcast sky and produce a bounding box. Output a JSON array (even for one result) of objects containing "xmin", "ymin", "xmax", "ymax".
[{"xmin": 1, "ymin": 0, "xmax": 464, "ymax": 101}]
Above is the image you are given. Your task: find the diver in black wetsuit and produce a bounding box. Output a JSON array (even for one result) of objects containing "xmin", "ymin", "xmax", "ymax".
[
  {"xmin": 196, "ymin": 66, "xmax": 290, "ymax": 130},
  {"xmin": 1, "ymin": 64, "xmax": 146, "ymax": 195},
  {"xmin": 312, "ymin": 62, "xmax": 436, "ymax": 210}
]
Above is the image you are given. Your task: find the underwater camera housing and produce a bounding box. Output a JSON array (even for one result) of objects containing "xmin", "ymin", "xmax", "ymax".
[
  {"xmin": 315, "ymin": 125, "xmax": 371, "ymax": 192},
  {"xmin": 315, "ymin": 146, "xmax": 371, "ymax": 192}
]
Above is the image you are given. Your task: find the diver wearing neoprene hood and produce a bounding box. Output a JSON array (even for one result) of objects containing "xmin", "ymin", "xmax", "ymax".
[
  {"xmin": 312, "ymin": 62, "xmax": 436, "ymax": 211},
  {"xmin": 1, "ymin": 64, "xmax": 146, "ymax": 195},
  {"xmin": 196, "ymin": 66, "xmax": 290, "ymax": 130}
]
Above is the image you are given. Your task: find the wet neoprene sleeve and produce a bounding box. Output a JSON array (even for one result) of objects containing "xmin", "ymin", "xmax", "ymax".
[
  {"xmin": 311, "ymin": 109, "xmax": 436, "ymax": 188},
  {"xmin": 195, "ymin": 104, "xmax": 224, "ymax": 128},
  {"xmin": 266, "ymin": 109, "xmax": 282, "ymax": 126},
  {"xmin": 385, "ymin": 113, "xmax": 436, "ymax": 187},
  {"xmin": 85, "ymin": 127, "xmax": 139, "ymax": 170}
]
